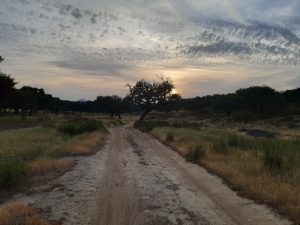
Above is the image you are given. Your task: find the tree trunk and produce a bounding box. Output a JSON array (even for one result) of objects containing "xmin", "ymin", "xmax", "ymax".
[{"xmin": 139, "ymin": 109, "xmax": 152, "ymax": 121}]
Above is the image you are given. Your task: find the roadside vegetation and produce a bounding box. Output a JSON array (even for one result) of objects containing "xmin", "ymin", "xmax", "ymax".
[
  {"xmin": 135, "ymin": 120, "xmax": 300, "ymax": 224},
  {"xmin": 0, "ymin": 116, "xmax": 109, "ymax": 193},
  {"xmin": 0, "ymin": 201, "xmax": 54, "ymax": 225}
]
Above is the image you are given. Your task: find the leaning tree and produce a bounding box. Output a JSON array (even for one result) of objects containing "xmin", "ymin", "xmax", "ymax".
[{"xmin": 127, "ymin": 77, "xmax": 180, "ymax": 121}]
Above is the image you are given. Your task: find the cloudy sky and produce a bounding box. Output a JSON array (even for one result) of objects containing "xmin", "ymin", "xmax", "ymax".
[{"xmin": 0, "ymin": 0, "xmax": 300, "ymax": 100}]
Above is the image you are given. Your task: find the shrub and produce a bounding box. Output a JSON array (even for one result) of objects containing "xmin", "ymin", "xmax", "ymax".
[
  {"xmin": 0, "ymin": 157, "xmax": 25, "ymax": 189},
  {"xmin": 57, "ymin": 119, "xmax": 103, "ymax": 135},
  {"xmin": 185, "ymin": 145, "xmax": 205, "ymax": 163},
  {"xmin": 166, "ymin": 132, "xmax": 174, "ymax": 142}
]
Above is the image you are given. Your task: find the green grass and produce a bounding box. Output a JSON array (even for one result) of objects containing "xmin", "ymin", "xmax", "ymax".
[
  {"xmin": 0, "ymin": 116, "xmax": 108, "ymax": 189},
  {"xmin": 0, "ymin": 115, "xmax": 42, "ymax": 127},
  {"xmin": 0, "ymin": 128, "xmax": 69, "ymax": 188}
]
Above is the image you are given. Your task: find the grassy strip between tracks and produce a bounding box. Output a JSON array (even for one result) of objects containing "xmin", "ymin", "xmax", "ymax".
[{"xmin": 135, "ymin": 120, "xmax": 300, "ymax": 224}]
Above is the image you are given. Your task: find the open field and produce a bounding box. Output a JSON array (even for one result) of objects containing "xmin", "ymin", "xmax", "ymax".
[{"xmin": 133, "ymin": 120, "xmax": 300, "ymax": 224}]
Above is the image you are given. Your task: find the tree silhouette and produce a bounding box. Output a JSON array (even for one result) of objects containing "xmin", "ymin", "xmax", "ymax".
[
  {"xmin": 236, "ymin": 86, "xmax": 279, "ymax": 115},
  {"xmin": 127, "ymin": 77, "xmax": 180, "ymax": 120},
  {"xmin": 95, "ymin": 95, "xmax": 123, "ymax": 119},
  {"xmin": 0, "ymin": 57, "xmax": 17, "ymax": 112}
]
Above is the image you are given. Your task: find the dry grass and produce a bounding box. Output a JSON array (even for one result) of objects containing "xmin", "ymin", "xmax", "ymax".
[
  {"xmin": 26, "ymin": 159, "xmax": 75, "ymax": 176},
  {"xmin": 151, "ymin": 126, "xmax": 300, "ymax": 224},
  {"xmin": 62, "ymin": 132, "xmax": 106, "ymax": 156},
  {"xmin": 0, "ymin": 202, "xmax": 52, "ymax": 225}
]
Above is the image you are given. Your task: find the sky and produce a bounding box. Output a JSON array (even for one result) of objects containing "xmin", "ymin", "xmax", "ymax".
[{"xmin": 0, "ymin": 0, "xmax": 300, "ymax": 100}]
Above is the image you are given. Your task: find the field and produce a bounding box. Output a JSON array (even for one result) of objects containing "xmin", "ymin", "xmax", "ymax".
[{"xmin": 135, "ymin": 119, "xmax": 300, "ymax": 224}]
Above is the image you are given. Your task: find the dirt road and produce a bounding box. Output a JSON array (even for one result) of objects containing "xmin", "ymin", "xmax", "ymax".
[
  {"xmin": 13, "ymin": 126, "xmax": 291, "ymax": 225},
  {"xmin": 96, "ymin": 126, "xmax": 291, "ymax": 225}
]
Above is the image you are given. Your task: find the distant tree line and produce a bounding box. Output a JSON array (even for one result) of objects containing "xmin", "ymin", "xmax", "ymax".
[
  {"xmin": 0, "ymin": 56, "xmax": 137, "ymax": 118},
  {"xmin": 181, "ymin": 86, "xmax": 300, "ymax": 121},
  {"xmin": 1, "ymin": 55, "xmax": 299, "ymax": 120}
]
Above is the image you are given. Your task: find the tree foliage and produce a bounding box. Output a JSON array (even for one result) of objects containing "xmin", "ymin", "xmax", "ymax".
[{"xmin": 127, "ymin": 77, "xmax": 180, "ymax": 120}]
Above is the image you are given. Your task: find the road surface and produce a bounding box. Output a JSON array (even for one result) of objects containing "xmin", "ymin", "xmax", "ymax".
[{"xmin": 95, "ymin": 126, "xmax": 290, "ymax": 225}]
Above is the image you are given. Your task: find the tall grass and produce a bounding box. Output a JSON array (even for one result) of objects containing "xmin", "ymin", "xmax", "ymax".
[
  {"xmin": 0, "ymin": 118, "xmax": 107, "ymax": 189},
  {"xmin": 57, "ymin": 118, "xmax": 104, "ymax": 135},
  {"xmin": 185, "ymin": 145, "xmax": 205, "ymax": 163}
]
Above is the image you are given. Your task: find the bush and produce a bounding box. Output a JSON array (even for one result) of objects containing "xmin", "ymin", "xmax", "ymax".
[
  {"xmin": 166, "ymin": 132, "xmax": 174, "ymax": 142},
  {"xmin": 57, "ymin": 119, "xmax": 103, "ymax": 135},
  {"xmin": 185, "ymin": 145, "xmax": 205, "ymax": 163},
  {"xmin": 0, "ymin": 157, "xmax": 25, "ymax": 189}
]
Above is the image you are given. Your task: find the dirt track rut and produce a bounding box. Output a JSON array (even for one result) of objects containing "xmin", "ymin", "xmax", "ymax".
[{"xmin": 12, "ymin": 126, "xmax": 291, "ymax": 225}]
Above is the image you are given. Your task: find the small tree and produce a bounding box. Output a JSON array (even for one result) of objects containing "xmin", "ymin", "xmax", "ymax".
[{"xmin": 127, "ymin": 77, "xmax": 180, "ymax": 121}]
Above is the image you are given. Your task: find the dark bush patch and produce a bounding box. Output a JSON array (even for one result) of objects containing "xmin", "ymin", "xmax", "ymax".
[
  {"xmin": 57, "ymin": 119, "xmax": 104, "ymax": 135},
  {"xmin": 166, "ymin": 132, "xmax": 174, "ymax": 142},
  {"xmin": 0, "ymin": 157, "xmax": 25, "ymax": 189},
  {"xmin": 264, "ymin": 148, "xmax": 283, "ymax": 170},
  {"xmin": 185, "ymin": 145, "xmax": 205, "ymax": 163}
]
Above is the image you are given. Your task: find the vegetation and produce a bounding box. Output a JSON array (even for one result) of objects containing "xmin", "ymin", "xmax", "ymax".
[
  {"xmin": 136, "ymin": 120, "xmax": 300, "ymax": 224},
  {"xmin": 127, "ymin": 77, "xmax": 181, "ymax": 120},
  {"xmin": 0, "ymin": 116, "xmax": 107, "ymax": 190},
  {"xmin": 182, "ymin": 85, "xmax": 300, "ymax": 121},
  {"xmin": 0, "ymin": 202, "xmax": 53, "ymax": 225},
  {"xmin": 185, "ymin": 145, "xmax": 205, "ymax": 163},
  {"xmin": 57, "ymin": 118, "xmax": 104, "ymax": 135}
]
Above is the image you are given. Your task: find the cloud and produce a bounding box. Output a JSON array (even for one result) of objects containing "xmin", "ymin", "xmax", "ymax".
[
  {"xmin": 71, "ymin": 8, "xmax": 83, "ymax": 19},
  {"xmin": 0, "ymin": 0, "xmax": 300, "ymax": 100}
]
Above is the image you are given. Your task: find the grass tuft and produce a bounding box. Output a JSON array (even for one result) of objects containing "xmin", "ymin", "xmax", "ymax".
[
  {"xmin": 0, "ymin": 202, "xmax": 51, "ymax": 225},
  {"xmin": 185, "ymin": 145, "xmax": 205, "ymax": 163},
  {"xmin": 165, "ymin": 132, "xmax": 174, "ymax": 142},
  {"xmin": 26, "ymin": 159, "xmax": 75, "ymax": 176},
  {"xmin": 212, "ymin": 138, "xmax": 229, "ymax": 154}
]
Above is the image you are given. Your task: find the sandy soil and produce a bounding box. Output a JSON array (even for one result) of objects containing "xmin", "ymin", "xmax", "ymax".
[{"xmin": 11, "ymin": 126, "xmax": 291, "ymax": 225}]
